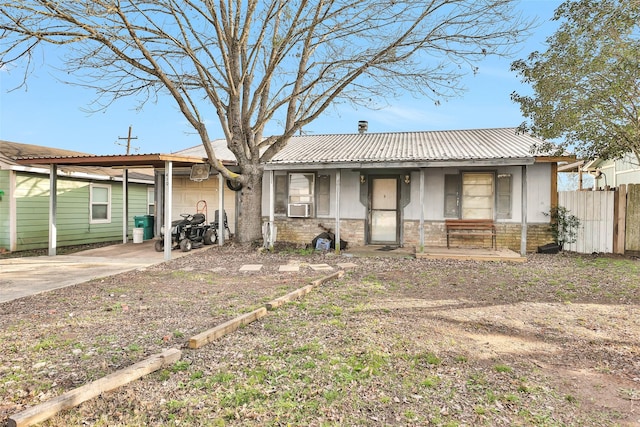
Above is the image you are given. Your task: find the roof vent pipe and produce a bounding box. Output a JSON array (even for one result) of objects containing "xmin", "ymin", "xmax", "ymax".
[{"xmin": 358, "ymin": 121, "xmax": 368, "ymax": 134}]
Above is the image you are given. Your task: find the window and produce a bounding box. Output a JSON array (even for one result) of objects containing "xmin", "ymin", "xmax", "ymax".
[
  {"xmin": 288, "ymin": 173, "xmax": 314, "ymax": 217},
  {"xmin": 496, "ymin": 174, "xmax": 512, "ymax": 219},
  {"xmin": 274, "ymin": 172, "xmax": 327, "ymax": 218},
  {"xmin": 461, "ymin": 172, "xmax": 494, "ymax": 219},
  {"xmin": 444, "ymin": 172, "xmax": 508, "ymax": 220},
  {"xmin": 147, "ymin": 187, "xmax": 155, "ymax": 216},
  {"xmin": 90, "ymin": 184, "xmax": 111, "ymax": 223}
]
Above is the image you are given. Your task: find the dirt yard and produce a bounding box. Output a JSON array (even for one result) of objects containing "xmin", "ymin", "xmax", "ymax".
[{"xmin": 1, "ymin": 245, "xmax": 639, "ymax": 426}]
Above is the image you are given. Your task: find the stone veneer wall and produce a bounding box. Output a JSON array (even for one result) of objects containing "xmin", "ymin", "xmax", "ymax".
[
  {"xmin": 495, "ymin": 223, "xmax": 553, "ymax": 252},
  {"xmin": 403, "ymin": 221, "xmax": 553, "ymax": 252},
  {"xmin": 268, "ymin": 217, "xmax": 553, "ymax": 252},
  {"xmin": 268, "ymin": 217, "xmax": 365, "ymax": 247}
]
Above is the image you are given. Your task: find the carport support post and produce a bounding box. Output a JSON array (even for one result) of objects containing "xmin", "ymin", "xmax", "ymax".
[
  {"xmin": 419, "ymin": 168, "xmax": 425, "ymax": 251},
  {"xmin": 334, "ymin": 170, "xmax": 341, "ymax": 254},
  {"xmin": 218, "ymin": 172, "xmax": 225, "ymax": 245},
  {"xmin": 48, "ymin": 164, "xmax": 57, "ymax": 256},
  {"xmin": 122, "ymin": 168, "xmax": 128, "ymax": 244},
  {"xmin": 268, "ymin": 170, "xmax": 275, "ymax": 249},
  {"xmin": 520, "ymin": 165, "xmax": 528, "ymax": 256},
  {"xmin": 164, "ymin": 161, "xmax": 173, "ymax": 261}
]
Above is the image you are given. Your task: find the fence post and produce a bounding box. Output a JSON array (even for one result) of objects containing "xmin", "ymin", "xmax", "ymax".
[
  {"xmin": 614, "ymin": 185, "xmax": 626, "ymax": 254},
  {"xmin": 626, "ymin": 184, "xmax": 640, "ymax": 254}
]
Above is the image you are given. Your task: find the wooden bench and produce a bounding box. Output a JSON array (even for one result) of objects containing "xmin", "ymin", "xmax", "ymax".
[{"xmin": 445, "ymin": 219, "xmax": 496, "ymax": 250}]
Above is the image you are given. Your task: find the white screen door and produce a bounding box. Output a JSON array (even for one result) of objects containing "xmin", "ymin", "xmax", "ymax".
[{"xmin": 370, "ymin": 177, "xmax": 398, "ymax": 243}]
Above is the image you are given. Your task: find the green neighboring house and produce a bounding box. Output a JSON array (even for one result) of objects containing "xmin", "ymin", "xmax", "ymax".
[{"xmin": 0, "ymin": 141, "xmax": 154, "ymax": 252}]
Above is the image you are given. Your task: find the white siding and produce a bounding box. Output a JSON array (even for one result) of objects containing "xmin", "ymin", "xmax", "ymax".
[
  {"xmin": 526, "ymin": 163, "xmax": 552, "ymax": 223},
  {"xmin": 404, "ymin": 164, "xmax": 551, "ymax": 223},
  {"xmin": 172, "ymin": 175, "xmax": 236, "ymax": 233},
  {"xmin": 339, "ymin": 170, "xmax": 365, "ymax": 218}
]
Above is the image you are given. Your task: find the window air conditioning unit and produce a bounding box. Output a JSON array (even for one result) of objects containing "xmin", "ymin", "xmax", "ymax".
[{"xmin": 288, "ymin": 203, "xmax": 311, "ymax": 218}]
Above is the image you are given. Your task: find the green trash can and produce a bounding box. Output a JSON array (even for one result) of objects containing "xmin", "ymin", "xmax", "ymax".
[{"xmin": 134, "ymin": 215, "xmax": 155, "ymax": 240}]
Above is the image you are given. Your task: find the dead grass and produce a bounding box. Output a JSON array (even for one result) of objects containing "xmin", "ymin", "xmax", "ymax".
[{"xmin": 1, "ymin": 247, "xmax": 639, "ymax": 426}]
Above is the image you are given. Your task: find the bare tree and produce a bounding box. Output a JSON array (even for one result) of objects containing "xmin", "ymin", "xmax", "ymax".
[{"xmin": 1, "ymin": 0, "xmax": 531, "ymax": 242}]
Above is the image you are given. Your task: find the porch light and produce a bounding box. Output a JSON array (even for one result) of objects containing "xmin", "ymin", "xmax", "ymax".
[
  {"xmin": 404, "ymin": 174, "xmax": 411, "ymax": 184},
  {"xmin": 360, "ymin": 175, "xmax": 366, "ymax": 184}
]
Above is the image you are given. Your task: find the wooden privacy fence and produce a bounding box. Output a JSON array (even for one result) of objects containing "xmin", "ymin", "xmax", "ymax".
[
  {"xmin": 626, "ymin": 184, "xmax": 640, "ymax": 253},
  {"xmin": 558, "ymin": 184, "xmax": 639, "ymax": 254},
  {"xmin": 559, "ymin": 190, "xmax": 615, "ymax": 253}
]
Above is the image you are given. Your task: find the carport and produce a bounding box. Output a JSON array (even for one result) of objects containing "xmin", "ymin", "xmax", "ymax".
[{"xmin": 14, "ymin": 153, "xmax": 236, "ymax": 261}]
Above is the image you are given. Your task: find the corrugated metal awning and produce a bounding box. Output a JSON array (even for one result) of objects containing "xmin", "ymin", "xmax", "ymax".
[{"xmin": 13, "ymin": 153, "xmax": 215, "ymax": 168}]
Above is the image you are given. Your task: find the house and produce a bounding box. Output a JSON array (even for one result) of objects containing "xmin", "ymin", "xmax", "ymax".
[
  {"xmin": 0, "ymin": 141, "xmax": 155, "ymax": 252},
  {"xmin": 260, "ymin": 127, "xmax": 572, "ymax": 254},
  {"xmin": 556, "ymin": 154, "xmax": 640, "ymax": 255},
  {"xmin": 7, "ymin": 127, "xmax": 572, "ymax": 257},
  {"xmin": 179, "ymin": 127, "xmax": 573, "ymax": 254},
  {"xmin": 583, "ymin": 153, "xmax": 640, "ymax": 190}
]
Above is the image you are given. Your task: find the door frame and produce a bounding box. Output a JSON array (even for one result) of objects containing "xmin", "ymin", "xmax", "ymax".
[{"xmin": 366, "ymin": 175, "xmax": 401, "ymax": 245}]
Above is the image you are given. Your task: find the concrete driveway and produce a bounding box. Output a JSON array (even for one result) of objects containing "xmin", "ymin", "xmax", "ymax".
[{"xmin": 0, "ymin": 240, "xmax": 193, "ymax": 303}]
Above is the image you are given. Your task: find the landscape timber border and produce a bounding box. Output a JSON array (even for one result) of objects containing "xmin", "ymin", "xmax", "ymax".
[{"xmin": 8, "ymin": 270, "xmax": 345, "ymax": 427}]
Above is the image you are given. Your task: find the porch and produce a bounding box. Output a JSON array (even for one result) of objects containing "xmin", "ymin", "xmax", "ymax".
[{"xmin": 343, "ymin": 245, "xmax": 525, "ymax": 262}]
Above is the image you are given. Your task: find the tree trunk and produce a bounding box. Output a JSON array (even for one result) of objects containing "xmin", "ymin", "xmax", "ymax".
[{"xmin": 235, "ymin": 168, "xmax": 264, "ymax": 244}]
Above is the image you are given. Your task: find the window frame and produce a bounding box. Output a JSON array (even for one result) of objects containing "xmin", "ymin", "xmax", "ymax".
[
  {"xmin": 90, "ymin": 183, "xmax": 111, "ymax": 224},
  {"xmin": 273, "ymin": 171, "xmax": 332, "ymax": 218},
  {"xmin": 147, "ymin": 187, "xmax": 155, "ymax": 216},
  {"xmin": 287, "ymin": 172, "xmax": 315, "ymax": 217},
  {"xmin": 444, "ymin": 171, "xmax": 511, "ymax": 220},
  {"xmin": 461, "ymin": 172, "xmax": 495, "ymax": 219}
]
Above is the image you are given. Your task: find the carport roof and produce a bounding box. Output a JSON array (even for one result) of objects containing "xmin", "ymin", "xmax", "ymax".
[{"xmin": 13, "ymin": 152, "xmax": 219, "ymax": 168}]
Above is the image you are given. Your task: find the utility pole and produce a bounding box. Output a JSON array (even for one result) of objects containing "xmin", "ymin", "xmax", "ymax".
[{"xmin": 116, "ymin": 125, "xmax": 138, "ymax": 154}]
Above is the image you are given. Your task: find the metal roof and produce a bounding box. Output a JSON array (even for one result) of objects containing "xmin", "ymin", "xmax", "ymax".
[
  {"xmin": 2, "ymin": 140, "xmax": 215, "ymax": 170},
  {"xmin": 173, "ymin": 139, "xmax": 237, "ymax": 163},
  {"xmin": 1, "ymin": 140, "xmax": 155, "ymax": 181},
  {"xmin": 13, "ymin": 152, "xmax": 208, "ymax": 168},
  {"xmin": 172, "ymin": 128, "xmax": 572, "ymax": 171},
  {"xmin": 269, "ymin": 128, "xmax": 558, "ymax": 165},
  {"xmin": 2, "ymin": 128, "xmax": 572, "ymax": 175},
  {"xmin": 1, "ymin": 140, "xmax": 91, "ymax": 163}
]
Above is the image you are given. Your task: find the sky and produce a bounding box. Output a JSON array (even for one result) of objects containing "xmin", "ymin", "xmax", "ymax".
[{"xmin": 0, "ymin": 1, "xmax": 563, "ymax": 156}]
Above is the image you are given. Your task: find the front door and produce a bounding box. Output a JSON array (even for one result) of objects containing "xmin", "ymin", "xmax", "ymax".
[{"xmin": 368, "ymin": 177, "xmax": 399, "ymax": 245}]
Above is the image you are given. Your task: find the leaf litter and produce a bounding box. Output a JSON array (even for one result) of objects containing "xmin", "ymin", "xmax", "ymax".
[{"xmin": 1, "ymin": 245, "xmax": 638, "ymax": 426}]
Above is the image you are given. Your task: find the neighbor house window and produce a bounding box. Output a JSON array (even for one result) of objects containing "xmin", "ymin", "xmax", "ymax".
[
  {"xmin": 496, "ymin": 174, "xmax": 512, "ymax": 219},
  {"xmin": 90, "ymin": 183, "xmax": 111, "ymax": 223},
  {"xmin": 147, "ymin": 187, "xmax": 155, "ymax": 216}
]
